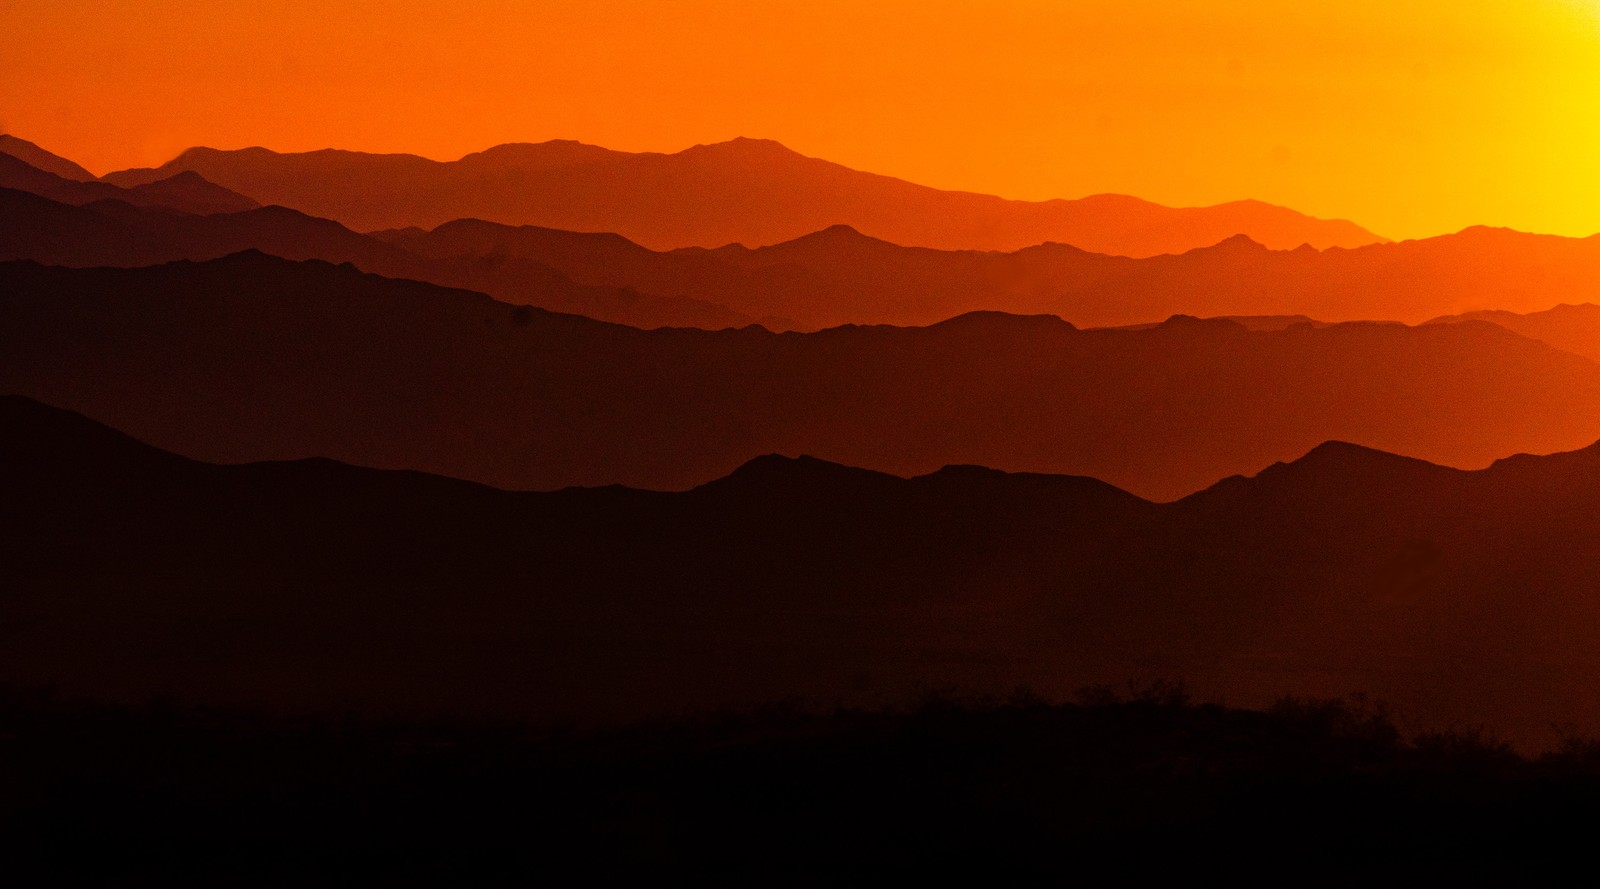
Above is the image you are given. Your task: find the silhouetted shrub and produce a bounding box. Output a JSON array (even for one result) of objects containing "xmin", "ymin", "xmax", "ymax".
[
  {"xmin": 1541, "ymin": 727, "xmax": 1600, "ymax": 766},
  {"xmin": 1413, "ymin": 724, "xmax": 1519, "ymax": 767},
  {"xmin": 1270, "ymin": 693, "xmax": 1402, "ymax": 749}
]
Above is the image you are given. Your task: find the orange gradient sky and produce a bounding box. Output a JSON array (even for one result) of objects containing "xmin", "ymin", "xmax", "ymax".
[{"xmin": 4, "ymin": 0, "xmax": 1600, "ymax": 240}]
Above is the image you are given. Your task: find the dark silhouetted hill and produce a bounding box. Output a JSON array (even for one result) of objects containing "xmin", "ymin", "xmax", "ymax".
[
  {"xmin": 0, "ymin": 133, "xmax": 97, "ymax": 181},
  {"xmin": 0, "ymin": 189, "xmax": 765, "ymax": 329},
  {"xmin": 0, "ymin": 151, "xmax": 258, "ymax": 215},
  {"xmin": 101, "ymin": 138, "xmax": 1384, "ymax": 254},
  {"xmin": 4, "ymin": 255, "xmax": 1599, "ymax": 501},
  {"xmin": 6, "ymin": 395, "xmax": 1600, "ymax": 749}
]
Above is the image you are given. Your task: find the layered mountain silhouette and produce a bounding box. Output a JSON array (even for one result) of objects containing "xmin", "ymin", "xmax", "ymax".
[
  {"xmin": 100, "ymin": 138, "xmax": 1383, "ymax": 254},
  {"xmin": 0, "ymin": 187, "xmax": 768, "ymax": 329},
  {"xmin": 14, "ymin": 102, "xmax": 1600, "ymax": 884},
  {"xmin": 0, "ymin": 150, "xmax": 258, "ymax": 216},
  {"xmin": 6, "ymin": 394, "xmax": 1600, "ymax": 747},
  {"xmin": 1427, "ymin": 303, "xmax": 1600, "ymax": 364},
  {"xmin": 9, "ymin": 177, "xmax": 1600, "ymax": 333},
  {"xmin": 384, "ymin": 218, "xmax": 1600, "ymax": 329},
  {"xmin": 0, "ymin": 133, "xmax": 97, "ymax": 180},
  {"xmin": 5, "ymin": 253, "xmax": 1599, "ymax": 501}
]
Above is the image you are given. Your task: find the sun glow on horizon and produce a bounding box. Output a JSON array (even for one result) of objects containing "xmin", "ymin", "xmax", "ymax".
[{"xmin": 3, "ymin": 0, "xmax": 1600, "ymax": 240}]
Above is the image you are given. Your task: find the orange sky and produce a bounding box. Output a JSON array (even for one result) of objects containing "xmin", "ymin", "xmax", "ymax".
[{"xmin": 4, "ymin": 0, "xmax": 1600, "ymax": 240}]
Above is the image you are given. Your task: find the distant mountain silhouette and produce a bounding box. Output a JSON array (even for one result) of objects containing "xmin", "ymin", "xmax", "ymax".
[
  {"xmin": 0, "ymin": 134, "xmax": 97, "ymax": 181},
  {"xmin": 1097, "ymin": 314, "xmax": 1333, "ymax": 332},
  {"xmin": 6, "ymin": 394, "xmax": 1600, "ymax": 747},
  {"xmin": 0, "ymin": 188, "xmax": 767, "ymax": 329},
  {"xmin": 0, "ymin": 151, "xmax": 258, "ymax": 215},
  {"xmin": 1427, "ymin": 303, "xmax": 1600, "ymax": 364},
  {"xmin": 101, "ymin": 138, "xmax": 1384, "ymax": 254},
  {"xmin": 384, "ymin": 218, "xmax": 1600, "ymax": 329},
  {"xmin": 4, "ymin": 254, "xmax": 1599, "ymax": 501},
  {"xmin": 9, "ymin": 182, "xmax": 1593, "ymax": 332}
]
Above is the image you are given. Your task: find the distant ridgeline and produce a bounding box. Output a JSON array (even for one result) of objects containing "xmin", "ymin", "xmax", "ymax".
[{"xmin": 97, "ymin": 137, "xmax": 1383, "ymax": 253}]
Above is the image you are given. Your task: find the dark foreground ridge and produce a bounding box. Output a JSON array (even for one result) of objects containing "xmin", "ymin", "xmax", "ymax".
[
  {"xmin": 7, "ymin": 395, "xmax": 1600, "ymax": 750},
  {"xmin": 4, "ymin": 686, "xmax": 1597, "ymax": 884}
]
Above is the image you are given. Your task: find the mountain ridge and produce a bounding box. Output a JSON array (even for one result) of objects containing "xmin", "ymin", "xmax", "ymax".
[
  {"xmin": 0, "ymin": 134, "xmax": 98, "ymax": 181},
  {"xmin": 0, "ymin": 187, "xmax": 769, "ymax": 330},
  {"xmin": 1426, "ymin": 303, "xmax": 1600, "ymax": 363},
  {"xmin": 0, "ymin": 151, "xmax": 258, "ymax": 215},
  {"xmin": 8, "ymin": 393, "xmax": 1600, "ymax": 747},
  {"xmin": 9, "ymin": 168, "xmax": 1599, "ymax": 333},
  {"xmin": 388, "ymin": 212, "xmax": 1600, "ymax": 329},
  {"xmin": 6, "ymin": 253, "xmax": 1600, "ymax": 501},
  {"xmin": 99, "ymin": 137, "xmax": 1385, "ymax": 254}
]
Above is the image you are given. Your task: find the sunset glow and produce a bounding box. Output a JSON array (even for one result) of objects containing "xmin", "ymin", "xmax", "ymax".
[
  {"xmin": 12, "ymin": 1, "xmax": 1600, "ymax": 879},
  {"xmin": 5, "ymin": 0, "xmax": 1600, "ymax": 240}
]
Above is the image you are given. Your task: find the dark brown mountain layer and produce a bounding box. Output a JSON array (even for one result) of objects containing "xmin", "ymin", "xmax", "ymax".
[
  {"xmin": 3, "ymin": 254, "xmax": 1598, "ymax": 501},
  {"xmin": 0, "ymin": 151, "xmax": 258, "ymax": 216},
  {"xmin": 0, "ymin": 187, "xmax": 765, "ymax": 329},
  {"xmin": 6, "ymin": 395, "xmax": 1599, "ymax": 747}
]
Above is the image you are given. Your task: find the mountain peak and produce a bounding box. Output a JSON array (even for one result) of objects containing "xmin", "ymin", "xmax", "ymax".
[
  {"xmin": 1072, "ymin": 193, "xmax": 1157, "ymax": 210},
  {"xmin": 705, "ymin": 453, "xmax": 901, "ymax": 492},
  {"xmin": 1487, "ymin": 439, "xmax": 1600, "ymax": 474},
  {"xmin": 916, "ymin": 463, "xmax": 1148, "ymax": 503},
  {"xmin": 1454, "ymin": 224, "xmax": 1518, "ymax": 237},
  {"xmin": 929, "ymin": 311, "xmax": 1077, "ymax": 333},
  {"xmin": 460, "ymin": 140, "xmax": 615, "ymax": 168},
  {"xmin": 1188, "ymin": 233, "xmax": 1270, "ymax": 256},
  {"xmin": 174, "ymin": 145, "xmax": 262, "ymax": 160},
  {"xmin": 1153, "ymin": 314, "xmax": 1249, "ymax": 333},
  {"xmin": 774, "ymin": 223, "xmax": 897, "ymax": 250},
  {"xmin": 156, "ymin": 169, "xmax": 208, "ymax": 183},
  {"xmin": 0, "ymin": 134, "xmax": 98, "ymax": 181},
  {"xmin": 1268, "ymin": 440, "xmax": 1453, "ymax": 482},
  {"xmin": 814, "ymin": 222, "xmax": 865, "ymax": 237},
  {"xmin": 681, "ymin": 137, "xmax": 803, "ymax": 159},
  {"xmin": 1191, "ymin": 440, "xmax": 1460, "ymax": 505}
]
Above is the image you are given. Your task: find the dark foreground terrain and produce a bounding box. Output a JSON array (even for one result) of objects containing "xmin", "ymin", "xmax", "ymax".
[
  {"xmin": 8, "ymin": 397, "xmax": 1600, "ymax": 883},
  {"xmin": 4, "ymin": 686, "xmax": 1597, "ymax": 885},
  {"xmin": 8, "ymin": 395, "xmax": 1600, "ymax": 748}
]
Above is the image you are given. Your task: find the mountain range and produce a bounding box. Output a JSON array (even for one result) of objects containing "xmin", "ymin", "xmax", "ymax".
[
  {"xmin": 0, "ymin": 134, "xmax": 97, "ymax": 181},
  {"xmin": 8, "ymin": 161, "xmax": 1600, "ymax": 332},
  {"xmin": 97, "ymin": 137, "xmax": 1383, "ymax": 254},
  {"xmin": 10, "ymin": 34, "xmax": 1600, "ymax": 876},
  {"xmin": 1426, "ymin": 303, "xmax": 1600, "ymax": 364},
  {"xmin": 0, "ymin": 185, "xmax": 774, "ymax": 329},
  {"xmin": 383, "ymin": 216, "xmax": 1600, "ymax": 329},
  {"xmin": 7, "ymin": 394, "xmax": 1600, "ymax": 748},
  {"xmin": 0, "ymin": 150, "xmax": 258, "ymax": 216},
  {"xmin": 5, "ymin": 253, "xmax": 1599, "ymax": 501}
]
